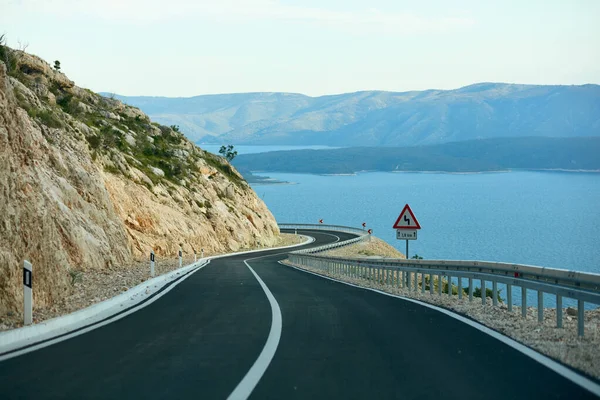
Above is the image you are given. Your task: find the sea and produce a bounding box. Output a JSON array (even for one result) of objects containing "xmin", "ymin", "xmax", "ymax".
[{"xmin": 202, "ymin": 145, "xmax": 600, "ymax": 306}]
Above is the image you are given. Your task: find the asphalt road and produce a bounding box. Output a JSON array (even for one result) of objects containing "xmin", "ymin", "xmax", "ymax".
[{"xmin": 0, "ymin": 229, "xmax": 597, "ymax": 399}]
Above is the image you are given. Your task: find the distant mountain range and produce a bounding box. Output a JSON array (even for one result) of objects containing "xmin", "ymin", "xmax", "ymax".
[
  {"xmin": 108, "ymin": 83, "xmax": 600, "ymax": 146},
  {"xmin": 232, "ymin": 137, "xmax": 600, "ymax": 174}
]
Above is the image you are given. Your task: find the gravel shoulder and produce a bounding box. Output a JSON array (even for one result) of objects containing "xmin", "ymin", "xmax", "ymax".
[{"xmin": 0, "ymin": 233, "xmax": 305, "ymax": 332}]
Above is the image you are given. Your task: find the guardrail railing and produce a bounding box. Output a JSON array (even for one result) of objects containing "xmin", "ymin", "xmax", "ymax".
[
  {"xmin": 278, "ymin": 223, "xmax": 369, "ymax": 253},
  {"xmin": 279, "ymin": 223, "xmax": 600, "ymax": 337}
]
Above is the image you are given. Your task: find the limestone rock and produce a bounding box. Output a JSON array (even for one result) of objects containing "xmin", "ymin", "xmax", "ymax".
[
  {"xmin": 149, "ymin": 166, "xmax": 165, "ymax": 177},
  {"xmin": 0, "ymin": 46, "xmax": 279, "ymax": 315}
]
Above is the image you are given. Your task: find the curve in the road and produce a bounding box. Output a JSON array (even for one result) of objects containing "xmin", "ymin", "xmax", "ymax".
[{"xmin": 0, "ymin": 228, "xmax": 598, "ymax": 400}]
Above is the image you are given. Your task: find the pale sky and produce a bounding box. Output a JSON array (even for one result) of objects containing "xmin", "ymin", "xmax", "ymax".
[{"xmin": 2, "ymin": 0, "xmax": 599, "ymax": 96}]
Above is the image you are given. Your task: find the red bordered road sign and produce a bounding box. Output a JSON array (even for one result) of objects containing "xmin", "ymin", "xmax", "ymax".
[{"xmin": 393, "ymin": 204, "xmax": 421, "ymax": 230}]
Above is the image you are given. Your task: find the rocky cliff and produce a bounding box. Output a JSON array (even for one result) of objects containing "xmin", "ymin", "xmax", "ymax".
[{"xmin": 0, "ymin": 46, "xmax": 279, "ymax": 314}]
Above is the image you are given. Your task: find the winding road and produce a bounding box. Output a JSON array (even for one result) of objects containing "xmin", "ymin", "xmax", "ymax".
[{"xmin": 0, "ymin": 229, "xmax": 597, "ymax": 399}]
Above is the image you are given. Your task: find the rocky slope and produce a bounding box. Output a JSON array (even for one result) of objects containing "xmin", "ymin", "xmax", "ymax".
[{"xmin": 0, "ymin": 46, "xmax": 279, "ymax": 315}]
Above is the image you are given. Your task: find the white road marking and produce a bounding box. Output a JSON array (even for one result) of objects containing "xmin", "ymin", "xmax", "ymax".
[
  {"xmin": 283, "ymin": 262, "xmax": 600, "ymax": 398},
  {"xmin": 0, "ymin": 261, "xmax": 212, "ymax": 362},
  {"xmin": 227, "ymin": 232, "xmax": 342, "ymax": 399},
  {"xmin": 0, "ymin": 234, "xmax": 315, "ymax": 360},
  {"xmin": 227, "ymin": 258, "xmax": 283, "ymax": 400}
]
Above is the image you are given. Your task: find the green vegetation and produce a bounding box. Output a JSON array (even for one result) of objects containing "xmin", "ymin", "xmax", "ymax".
[
  {"xmin": 56, "ymin": 93, "xmax": 80, "ymax": 116},
  {"xmin": 68, "ymin": 270, "xmax": 82, "ymax": 286},
  {"xmin": 219, "ymin": 145, "xmax": 238, "ymax": 161},
  {"xmin": 469, "ymin": 286, "xmax": 503, "ymax": 303},
  {"xmin": 233, "ymin": 137, "xmax": 600, "ymax": 174},
  {"xmin": 27, "ymin": 108, "xmax": 63, "ymax": 128},
  {"xmin": 425, "ymin": 277, "xmax": 503, "ymax": 303},
  {"xmin": 1, "ymin": 40, "xmax": 245, "ymax": 192},
  {"xmin": 204, "ymin": 151, "xmax": 244, "ymax": 187},
  {"xmin": 0, "ymin": 34, "xmax": 20, "ymax": 78}
]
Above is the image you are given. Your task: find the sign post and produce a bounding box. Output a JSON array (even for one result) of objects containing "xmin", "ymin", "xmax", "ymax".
[
  {"xmin": 150, "ymin": 251, "xmax": 155, "ymax": 277},
  {"xmin": 393, "ymin": 204, "xmax": 421, "ymax": 259},
  {"xmin": 23, "ymin": 260, "xmax": 32, "ymax": 326}
]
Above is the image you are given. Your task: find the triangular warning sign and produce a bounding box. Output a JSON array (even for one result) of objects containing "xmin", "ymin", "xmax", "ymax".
[{"xmin": 393, "ymin": 204, "xmax": 421, "ymax": 229}]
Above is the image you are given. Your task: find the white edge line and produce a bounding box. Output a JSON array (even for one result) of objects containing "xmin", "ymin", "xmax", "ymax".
[
  {"xmin": 0, "ymin": 235, "xmax": 314, "ymax": 360},
  {"xmin": 227, "ymin": 260, "xmax": 283, "ymax": 400},
  {"xmin": 281, "ymin": 261, "xmax": 600, "ymax": 398},
  {"xmin": 0, "ymin": 260, "xmax": 212, "ymax": 362}
]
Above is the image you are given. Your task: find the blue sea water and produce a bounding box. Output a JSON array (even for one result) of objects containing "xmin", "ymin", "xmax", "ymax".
[
  {"xmin": 252, "ymin": 171, "xmax": 600, "ymax": 275},
  {"xmin": 255, "ymin": 171, "xmax": 600, "ymax": 307},
  {"xmin": 203, "ymin": 145, "xmax": 600, "ymax": 305}
]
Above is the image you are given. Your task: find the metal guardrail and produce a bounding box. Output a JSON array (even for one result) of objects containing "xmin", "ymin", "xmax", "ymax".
[
  {"xmin": 278, "ymin": 223, "xmax": 369, "ymax": 254},
  {"xmin": 279, "ymin": 223, "xmax": 600, "ymax": 337}
]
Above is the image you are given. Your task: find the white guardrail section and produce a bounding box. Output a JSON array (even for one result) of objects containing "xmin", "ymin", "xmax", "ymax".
[{"xmin": 278, "ymin": 224, "xmax": 600, "ymax": 337}]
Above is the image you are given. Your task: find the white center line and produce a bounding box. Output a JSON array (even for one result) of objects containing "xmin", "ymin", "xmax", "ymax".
[
  {"xmin": 227, "ymin": 258, "xmax": 283, "ymax": 400},
  {"xmin": 227, "ymin": 231, "xmax": 343, "ymax": 399}
]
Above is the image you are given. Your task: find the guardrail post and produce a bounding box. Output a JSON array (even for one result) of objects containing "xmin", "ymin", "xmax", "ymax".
[
  {"xmin": 578, "ymin": 300, "xmax": 584, "ymax": 337},
  {"xmin": 413, "ymin": 272, "xmax": 418, "ymax": 291},
  {"xmin": 468, "ymin": 278, "xmax": 473, "ymax": 302},
  {"xmin": 521, "ymin": 287, "xmax": 527, "ymax": 318},
  {"xmin": 492, "ymin": 281, "xmax": 498, "ymax": 306},
  {"xmin": 447, "ymin": 276, "xmax": 452, "ymax": 296},
  {"xmin": 429, "ymin": 274, "xmax": 434, "ymax": 295},
  {"xmin": 421, "ymin": 273, "xmax": 425, "ymax": 293},
  {"xmin": 23, "ymin": 260, "xmax": 33, "ymax": 326},
  {"xmin": 507, "ymin": 284, "xmax": 512, "ymax": 312},
  {"xmin": 481, "ymin": 279, "xmax": 486, "ymax": 305},
  {"xmin": 437, "ymin": 275, "xmax": 442, "ymax": 295},
  {"xmin": 556, "ymin": 295, "xmax": 562, "ymax": 328},
  {"xmin": 537, "ymin": 291, "xmax": 544, "ymax": 323},
  {"xmin": 458, "ymin": 278, "xmax": 463, "ymax": 300}
]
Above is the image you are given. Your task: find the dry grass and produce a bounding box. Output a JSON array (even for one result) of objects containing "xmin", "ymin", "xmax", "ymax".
[{"xmin": 321, "ymin": 236, "xmax": 405, "ymax": 259}]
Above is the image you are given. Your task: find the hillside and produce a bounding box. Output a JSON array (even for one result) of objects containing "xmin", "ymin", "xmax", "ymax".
[
  {"xmin": 112, "ymin": 84, "xmax": 600, "ymax": 146},
  {"xmin": 232, "ymin": 137, "xmax": 600, "ymax": 174},
  {"xmin": 0, "ymin": 45, "xmax": 279, "ymax": 315}
]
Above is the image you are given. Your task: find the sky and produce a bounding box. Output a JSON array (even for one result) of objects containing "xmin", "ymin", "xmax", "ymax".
[{"xmin": 1, "ymin": 0, "xmax": 599, "ymax": 97}]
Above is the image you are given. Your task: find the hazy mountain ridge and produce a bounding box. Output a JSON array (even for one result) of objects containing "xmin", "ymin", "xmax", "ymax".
[
  {"xmin": 232, "ymin": 137, "xmax": 600, "ymax": 174},
  {"xmin": 111, "ymin": 83, "xmax": 600, "ymax": 146}
]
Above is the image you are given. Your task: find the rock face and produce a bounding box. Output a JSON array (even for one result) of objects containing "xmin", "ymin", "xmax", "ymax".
[{"xmin": 0, "ymin": 47, "xmax": 279, "ymax": 314}]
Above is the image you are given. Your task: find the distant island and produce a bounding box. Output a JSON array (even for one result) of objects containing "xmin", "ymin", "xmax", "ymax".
[
  {"xmin": 232, "ymin": 137, "xmax": 600, "ymax": 175},
  {"xmin": 109, "ymin": 83, "xmax": 600, "ymax": 147}
]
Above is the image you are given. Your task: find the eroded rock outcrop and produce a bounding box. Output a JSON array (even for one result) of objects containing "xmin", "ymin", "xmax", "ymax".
[{"xmin": 0, "ymin": 47, "xmax": 279, "ymax": 314}]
